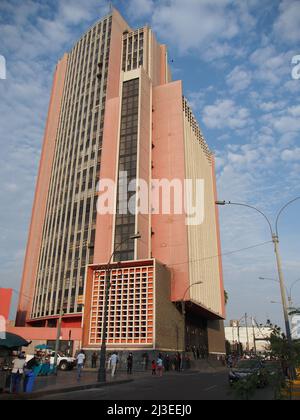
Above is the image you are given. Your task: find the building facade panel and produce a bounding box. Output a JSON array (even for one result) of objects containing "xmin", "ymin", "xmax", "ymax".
[
  {"xmin": 30, "ymin": 16, "xmax": 114, "ymax": 320},
  {"xmin": 83, "ymin": 260, "xmax": 155, "ymax": 349},
  {"xmin": 0, "ymin": 288, "xmax": 13, "ymax": 320},
  {"xmin": 17, "ymin": 55, "xmax": 68, "ymax": 325},
  {"xmin": 151, "ymin": 81, "xmax": 190, "ymax": 303},
  {"xmin": 183, "ymin": 100, "xmax": 224, "ymax": 317},
  {"xmin": 136, "ymin": 68, "xmax": 152, "ymax": 261}
]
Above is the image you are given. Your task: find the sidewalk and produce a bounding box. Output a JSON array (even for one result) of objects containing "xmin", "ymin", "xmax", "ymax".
[
  {"xmin": 287, "ymin": 380, "xmax": 300, "ymax": 400},
  {"xmin": 0, "ymin": 369, "xmax": 142, "ymax": 400}
]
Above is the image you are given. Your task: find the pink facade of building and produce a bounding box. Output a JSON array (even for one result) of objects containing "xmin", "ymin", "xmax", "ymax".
[
  {"xmin": 18, "ymin": 9, "xmax": 225, "ymax": 355},
  {"xmin": 0, "ymin": 288, "xmax": 13, "ymax": 321}
]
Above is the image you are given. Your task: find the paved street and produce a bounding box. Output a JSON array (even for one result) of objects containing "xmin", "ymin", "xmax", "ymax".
[{"xmin": 37, "ymin": 371, "xmax": 272, "ymax": 400}]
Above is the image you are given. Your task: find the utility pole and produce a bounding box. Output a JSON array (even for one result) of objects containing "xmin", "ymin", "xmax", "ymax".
[
  {"xmin": 180, "ymin": 281, "xmax": 203, "ymax": 369},
  {"xmin": 245, "ymin": 313, "xmax": 250, "ymax": 353},
  {"xmin": 273, "ymin": 235, "xmax": 293, "ymax": 343},
  {"xmin": 97, "ymin": 234, "xmax": 141, "ymax": 383},
  {"xmin": 216, "ymin": 198, "xmax": 300, "ymax": 378},
  {"xmin": 53, "ymin": 275, "xmax": 67, "ymax": 373},
  {"xmin": 252, "ymin": 317, "xmax": 257, "ymax": 355},
  {"xmin": 237, "ymin": 322, "xmax": 241, "ymax": 357}
]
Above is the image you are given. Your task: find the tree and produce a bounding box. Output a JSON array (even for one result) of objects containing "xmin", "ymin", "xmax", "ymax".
[
  {"xmin": 224, "ymin": 290, "xmax": 229, "ymax": 305},
  {"xmin": 289, "ymin": 307, "xmax": 300, "ymax": 316}
]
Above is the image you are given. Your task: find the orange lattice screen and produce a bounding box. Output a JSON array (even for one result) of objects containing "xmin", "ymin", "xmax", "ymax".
[{"xmin": 89, "ymin": 263, "xmax": 154, "ymax": 346}]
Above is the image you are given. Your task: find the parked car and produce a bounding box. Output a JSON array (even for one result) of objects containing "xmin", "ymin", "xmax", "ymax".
[
  {"xmin": 27, "ymin": 351, "xmax": 76, "ymax": 371},
  {"xmin": 229, "ymin": 359, "xmax": 268, "ymax": 388}
]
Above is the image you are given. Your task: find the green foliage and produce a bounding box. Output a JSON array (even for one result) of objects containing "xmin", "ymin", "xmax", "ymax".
[
  {"xmin": 266, "ymin": 321, "xmax": 300, "ymax": 367},
  {"xmin": 231, "ymin": 374, "xmax": 261, "ymax": 400},
  {"xmin": 224, "ymin": 290, "xmax": 229, "ymax": 305},
  {"xmin": 289, "ymin": 307, "xmax": 300, "ymax": 316},
  {"xmin": 225, "ymin": 340, "xmax": 232, "ymax": 355},
  {"xmin": 266, "ymin": 321, "xmax": 300, "ymax": 399}
]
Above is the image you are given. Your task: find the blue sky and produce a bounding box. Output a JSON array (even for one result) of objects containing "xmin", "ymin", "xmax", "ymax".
[{"xmin": 0, "ymin": 0, "xmax": 300, "ymax": 327}]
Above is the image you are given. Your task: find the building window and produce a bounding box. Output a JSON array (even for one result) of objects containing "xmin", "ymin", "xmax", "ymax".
[{"xmin": 114, "ymin": 78, "xmax": 139, "ymax": 262}]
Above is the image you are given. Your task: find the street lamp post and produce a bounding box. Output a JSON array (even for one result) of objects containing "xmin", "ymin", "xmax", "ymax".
[
  {"xmin": 53, "ymin": 257, "xmax": 80, "ymax": 373},
  {"xmin": 288, "ymin": 279, "xmax": 300, "ymax": 308},
  {"xmin": 216, "ymin": 198, "xmax": 300, "ymax": 378},
  {"xmin": 181, "ymin": 281, "xmax": 203, "ymax": 369},
  {"xmin": 260, "ymin": 276, "xmax": 300, "ymax": 311},
  {"xmin": 97, "ymin": 233, "xmax": 141, "ymax": 383}
]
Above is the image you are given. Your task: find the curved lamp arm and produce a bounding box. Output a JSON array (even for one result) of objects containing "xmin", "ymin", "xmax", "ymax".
[
  {"xmin": 182, "ymin": 281, "xmax": 203, "ymax": 302},
  {"xmin": 290, "ymin": 278, "xmax": 300, "ymax": 301},
  {"xmin": 216, "ymin": 201, "xmax": 274, "ymax": 238},
  {"xmin": 259, "ymin": 277, "xmax": 289, "ymax": 299},
  {"xmin": 108, "ymin": 233, "xmax": 141, "ymax": 266},
  {"xmin": 276, "ymin": 197, "xmax": 300, "ymax": 237}
]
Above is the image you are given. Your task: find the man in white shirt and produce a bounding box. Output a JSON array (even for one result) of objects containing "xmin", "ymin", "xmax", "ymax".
[
  {"xmin": 76, "ymin": 350, "xmax": 86, "ymax": 381},
  {"xmin": 11, "ymin": 354, "xmax": 26, "ymax": 393},
  {"xmin": 109, "ymin": 353, "xmax": 118, "ymax": 378}
]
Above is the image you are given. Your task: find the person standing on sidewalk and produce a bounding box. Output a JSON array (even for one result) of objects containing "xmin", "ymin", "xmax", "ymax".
[
  {"xmin": 164, "ymin": 354, "xmax": 170, "ymax": 372},
  {"xmin": 157, "ymin": 355, "xmax": 164, "ymax": 377},
  {"xmin": 108, "ymin": 353, "xmax": 118, "ymax": 378},
  {"xmin": 23, "ymin": 355, "xmax": 39, "ymax": 393},
  {"xmin": 76, "ymin": 350, "xmax": 86, "ymax": 381},
  {"xmin": 151, "ymin": 360, "xmax": 157, "ymax": 376},
  {"xmin": 11, "ymin": 353, "xmax": 26, "ymax": 393},
  {"xmin": 127, "ymin": 353, "xmax": 133, "ymax": 375},
  {"xmin": 91, "ymin": 352, "xmax": 98, "ymax": 369}
]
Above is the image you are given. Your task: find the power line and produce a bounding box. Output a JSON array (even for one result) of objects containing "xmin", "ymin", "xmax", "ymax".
[
  {"xmin": 1, "ymin": 242, "xmax": 273, "ymax": 300},
  {"xmin": 168, "ymin": 240, "xmax": 273, "ymax": 268}
]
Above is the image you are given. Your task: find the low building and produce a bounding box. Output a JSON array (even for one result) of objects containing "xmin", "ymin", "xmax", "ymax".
[
  {"xmin": 0, "ymin": 289, "xmax": 13, "ymax": 321},
  {"xmin": 0, "ymin": 287, "xmax": 82, "ymax": 356},
  {"xmin": 225, "ymin": 325, "xmax": 272, "ymax": 353},
  {"xmin": 291, "ymin": 315, "xmax": 300, "ymax": 340}
]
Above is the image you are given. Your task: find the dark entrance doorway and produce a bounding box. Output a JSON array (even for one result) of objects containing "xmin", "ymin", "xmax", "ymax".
[{"xmin": 186, "ymin": 313, "xmax": 208, "ymax": 358}]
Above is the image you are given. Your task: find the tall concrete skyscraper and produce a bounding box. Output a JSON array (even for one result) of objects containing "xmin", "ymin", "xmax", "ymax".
[{"xmin": 18, "ymin": 9, "xmax": 226, "ymax": 355}]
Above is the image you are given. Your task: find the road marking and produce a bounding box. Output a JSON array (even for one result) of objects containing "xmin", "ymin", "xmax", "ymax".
[{"xmin": 204, "ymin": 385, "xmax": 218, "ymax": 392}]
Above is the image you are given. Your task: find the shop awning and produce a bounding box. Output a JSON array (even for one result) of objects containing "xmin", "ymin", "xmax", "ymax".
[{"xmin": 0, "ymin": 332, "xmax": 31, "ymax": 349}]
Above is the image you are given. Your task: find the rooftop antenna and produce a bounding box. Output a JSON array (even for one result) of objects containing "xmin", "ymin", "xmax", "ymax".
[{"xmin": 109, "ymin": 1, "xmax": 113, "ymax": 13}]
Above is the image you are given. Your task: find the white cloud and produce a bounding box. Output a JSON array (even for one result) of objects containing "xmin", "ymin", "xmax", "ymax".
[
  {"xmin": 150, "ymin": 0, "xmax": 244, "ymax": 54},
  {"xmin": 226, "ymin": 66, "xmax": 252, "ymax": 92},
  {"xmin": 274, "ymin": 0, "xmax": 300, "ymax": 43},
  {"xmin": 127, "ymin": 0, "xmax": 154, "ymax": 19},
  {"xmin": 272, "ymin": 106, "xmax": 300, "ymax": 133},
  {"xmin": 202, "ymin": 99, "xmax": 250, "ymax": 130},
  {"xmin": 259, "ymin": 101, "xmax": 286, "ymax": 112},
  {"xmin": 250, "ymin": 45, "xmax": 293, "ymax": 85},
  {"xmin": 282, "ymin": 148, "xmax": 300, "ymax": 162}
]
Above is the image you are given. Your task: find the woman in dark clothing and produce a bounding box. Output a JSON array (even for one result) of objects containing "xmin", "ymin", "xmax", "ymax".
[
  {"xmin": 91, "ymin": 352, "xmax": 98, "ymax": 369},
  {"xmin": 127, "ymin": 353, "xmax": 133, "ymax": 375}
]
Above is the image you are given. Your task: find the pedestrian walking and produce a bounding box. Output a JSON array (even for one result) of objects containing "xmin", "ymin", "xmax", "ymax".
[
  {"xmin": 108, "ymin": 353, "xmax": 118, "ymax": 378},
  {"xmin": 91, "ymin": 352, "xmax": 98, "ymax": 369},
  {"xmin": 151, "ymin": 360, "xmax": 157, "ymax": 375},
  {"xmin": 192, "ymin": 346, "xmax": 197, "ymax": 360},
  {"xmin": 10, "ymin": 353, "xmax": 26, "ymax": 393},
  {"xmin": 142, "ymin": 353, "xmax": 149, "ymax": 371},
  {"xmin": 23, "ymin": 355, "xmax": 39, "ymax": 393},
  {"xmin": 176, "ymin": 353, "xmax": 182, "ymax": 372},
  {"xmin": 76, "ymin": 350, "xmax": 86, "ymax": 381},
  {"xmin": 164, "ymin": 354, "xmax": 170, "ymax": 372},
  {"xmin": 157, "ymin": 355, "xmax": 164, "ymax": 377},
  {"xmin": 127, "ymin": 353, "xmax": 133, "ymax": 375}
]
